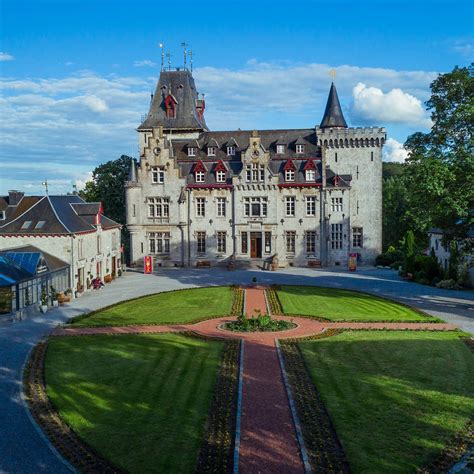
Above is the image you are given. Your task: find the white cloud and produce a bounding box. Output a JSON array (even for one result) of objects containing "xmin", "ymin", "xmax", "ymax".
[
  {"xmin": 81, "ymin": 95, "xmax": 108, "ymax": 113},
  {"xmin": 134, "ymin": 59, "xmax": 157, "ymax": 67},
  {"xmin": 351, "ymin": 82, "xmax": 431, "ymax": 128},
  {"xmin": 75, "ymin": 171, "xmax": 93, "ymax": 190},
  {"xmin": 383, "ymin": 138, "xmax": 409, "ymax": 163},
  {"xmin": 0, "ymin": 52, "xmax": 14, "ymax": 61},
  {"xmin": 450, "ymin": 38, "xmax": 474, "ymax": 58}
]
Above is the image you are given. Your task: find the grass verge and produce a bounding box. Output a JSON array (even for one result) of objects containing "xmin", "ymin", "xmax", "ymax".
[{"xmin": 297, "ymin": 330, "xmax": 474, "ymax": 473}]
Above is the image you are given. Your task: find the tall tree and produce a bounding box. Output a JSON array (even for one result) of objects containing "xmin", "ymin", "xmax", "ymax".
[{"xmin": 404, "ymin": 64, "xmax": 474, "ymax": 241}]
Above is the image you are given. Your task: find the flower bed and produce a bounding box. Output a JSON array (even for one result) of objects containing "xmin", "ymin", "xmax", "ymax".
[
  {"xmin": 225, "ymin": 313, "xmax": 296, "ymax": 332},
  {"xmin": 279, "ymin": 330, "xmax": 350, "ymax": 472},
  {"xmin": 230, "ymin": 285, "xmax": 244, "ymax": 316},
  {"xmin": 266, "ymin": 285, "xmax": 283, "ymax": 314}
]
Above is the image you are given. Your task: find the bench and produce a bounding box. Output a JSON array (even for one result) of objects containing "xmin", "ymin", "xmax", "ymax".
[
  {"xmin": 308, "ymin": 260, "xmax": 321, "ymax": 268},
  {"xmin": 196, "ymin": 260, "xmax": 211, "ymax": 268}
]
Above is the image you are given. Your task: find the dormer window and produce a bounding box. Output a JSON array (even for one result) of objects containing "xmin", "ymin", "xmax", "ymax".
[
  {"xmin": 227, "ymin": 146, "xmax": 235, "ymax": 156},
  {"xmin": 195, "ymin": 171, "xmax": 205, "ymax": 183},
  {"xmin": 207, "ymin": 146, "xmax": 217, "ymax": 156},
  {"xmin": 276, "ymin": 144, "xmax": 286, "ymax": 154},
  {"xmin": 188, "ymin": 147, "xmax": 196, "ymax": 157},
  {"xmin": 216, "ymin": 171, "xmax": 226, "ymax": 183},
  {"xmin": 21, "ymin": 221, "xmax": 32, "ymax": 229},
  {"xmin": 285, "ymin": 170, "xmax": 295, "ymax": 182},
  {"xmin": 305, "ymin": 169, "xmax": 316, "ymax": 181},
  {"xmin": 164, "ymin": 94, "xmax": 177, "ymax": 119},
  {"xmin": 0, "ymin": 210, "xmax": 5, "ymax": 220},
  {"xmin": 296, "ymin": 144, "xmax": 305, "ymax": 154},
  {"xmin": 35, "ymin": 221, "xmax": 46, "ymax": 229}
]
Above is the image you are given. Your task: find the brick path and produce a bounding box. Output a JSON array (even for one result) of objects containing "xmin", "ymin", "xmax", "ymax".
[{"xmin": 50, "ymin": 287, "xmax": 458, "ymax": 473}]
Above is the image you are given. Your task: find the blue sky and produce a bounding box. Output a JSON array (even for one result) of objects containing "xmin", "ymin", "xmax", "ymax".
[{"xmin": 1, "ymin": 0, "xmax": 472, "ymax": 194}]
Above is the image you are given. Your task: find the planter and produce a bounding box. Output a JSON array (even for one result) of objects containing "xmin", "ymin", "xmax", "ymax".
[
  {"xmin": 57, "ymin": 294, "xmax": 71, "ymax": 304},
  {"xmin": 104, "ymin": 275, "xmax": 113, "ymax": 283},
  {"xmin": 40, "ymin": 305, "xmax": 48, "ymax": 314},
  {"xmin": 52, "ymin": 300, "xmax": 59, "ymax": 308}
]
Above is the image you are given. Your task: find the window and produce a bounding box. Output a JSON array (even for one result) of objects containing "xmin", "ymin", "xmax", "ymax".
[
  {"xmin": 216, "ymin": 197, "xmax": 226, "ymax": 217},
  {"xmin": 166, "ymin": 103, "xmax": 176, "ymax": 119},
  {"xmin": 227, "ymin": 146, "xmax": 235, "ymax": 156},
  {"xmin": 246, "ymin": 163, "xmax": 265, "ymax": 182},
  {"xmin": 285, "ymin": 169, "xmax": 295, "ymax": 182},
  {"xmin": 285, "ymin": 231, "xmax": 296, "ymax": 254},
  {"xmin": 305, "ymin": 169, "xmax": 316, "ymax": 181},
  {"xmin": 371, "ymin": 151, "xmax": 374, "ymax": 162},
  {"xmin": 265, "ymin": 232, "xmax": 272, "ymax": 253},
  {"xmin": 132, "ymin": 204, "xmax": 136, "ymax": 217},
  {"xmin": 352, "ymin": 227, "xmax": 363, "ymax": 248},
  {"xmin": 188, "ymin": 147, "xmax": 196, "ymax": 157},
  {"xmin": 207, "ymin": 146, "xmax": 216, "ymax": 156},
  {"xmin": 78, "ymin": 238, "xmax": 84, "ymax": 259},
  {"xmin": 435, "ymin": 239, "xmax": 439, "ymax": 251},
  {"xmin": 147, "ymin": 197, "xmax": 170, "ymax": 219},
  {"xmin": 197, "ymin": 232, "xmax": 206, "ymax": 253},
  {"xmin": 331, "ymin": 224, "xmax": 343, "ymax": 249},
  {"xmin": 97, "ymin": 235, "xmax": 102, "ymax": 253},
  {"xmin": 195, "ymin": 171, "xmax": 205, "ymax": 183},
  {"xmin": 244, "ymin": 197, "xmax": 267, "ymax": 217},
  {"xmin": 285, "ymin": 196, "xmax": 296, "ymax": 216},
  {"xmin": 151, "ymin": 167, "xmax": 165, "ymax": 184},
  {"xmin": 21, "ymin": 221, "xmax": 32, "ymax": 229},
  {"xmin": 196, "ymin": 197, "xmax": 206, "ymax": 217},
  {"xmin": 149, "ymin": 232, "xmax": 171, "ymax": 254},
  {"xmin": 306, "ymin": 196, "xmax": 316, "ymax": 216},
  {"xmin": 296, "ymin": 144, "xmax": 305, "ymax": 154},
  {"xmin": 0, "ymin": 211, "xmax": 5, "ymax": 220},
  {"xmin": 331, "ymin": 197, "xmax": 343, "ymax": 212},
  {"xmin": 35, "ymin": 221, "xmax": 46, "ymax": 229},
  {"xmin": 217, "ymin": 231, "xmax": 226, "ymax": 253},
  {"xmin": 216, "ymin": 170, "xmax": 226, "ymax": 183},
  {"xmin": 306, "ymin": 231, "xmax": 316, "ymax": 253},
  {"xmin": 241, "ymin": 232, "xmax": 248, "ymax": 253},
  {"xmin": 335, "ymin": 152, "xmax": 338, "ymax": 163},
  {"xmin": 276, "ymin": 144, "xmax": 286, "ymax": 154}
]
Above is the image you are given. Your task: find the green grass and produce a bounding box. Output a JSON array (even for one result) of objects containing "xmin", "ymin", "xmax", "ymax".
[
  {"xmin": 299, "ymin": 331, "xmax": 474, "ymax": 473},
  {"xmin": 71, "ymin": 286, "xmax": 234, "ymax": 326},
  {"xmin": 45, "ymin": 334, "xmax": 224, "ymax": 473},
  {"xmin": 277, "ymin": 285, "xmax": 435, "ymax": 321}
]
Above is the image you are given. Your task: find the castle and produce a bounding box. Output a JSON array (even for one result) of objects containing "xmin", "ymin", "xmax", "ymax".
[{"xmin": 125, "ymin": 67, "xmax": 386, "ymax": 269}]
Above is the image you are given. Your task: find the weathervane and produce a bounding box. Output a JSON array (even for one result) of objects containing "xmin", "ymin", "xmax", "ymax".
[
  {"xmin": 329, "ymin": 68, "xmax": 337, "ymax": 81},
  {"xmin": 189, "ymin": 50, "xmax": 193, "ymax": 72},
  {"xmin": 166, "ymin": 52, "xmax": 172, "ymax": 71},
  {"xmin": 181, "ymin": 41, "xmax": 188, "ymax": 69},
  {"xmin": 41, "ymin": 180, "xmax": 49, "ymax": 195},
  {"xmin": 159, "ymin": 43, "xmax": 164, "ymax": 71}
]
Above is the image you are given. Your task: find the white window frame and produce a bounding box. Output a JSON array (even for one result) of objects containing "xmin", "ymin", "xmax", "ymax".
[
  {"xmin": 207, "ymin": 146, "xmax": 217, "ymax": 156},
  {"xmin": 195, "ymin": 171, "xmax": 205, "ymax": 183},
  {"xmin": 0, "ymin": 210, "xmax": 5, "ymax": 221},
  {"xmin": 196, "ymin": 197, "xmax": 206, "ymax": 217},
  {"xmin": 197, "ymin": 231, "xmax": 206, "ymax": 253},
  {"xmin": 151, "ymin": 167, "xmax": 165, "ymax": 184},
  {"xmin": 352, "ymin": 227, "xmax": 363, "ymax": 248},
  {"xmin": 285, "ymin": 169, "xmax": 295, "ymax": 182},
  {"xmin": 331, "ymin": 223, "xmax": 343, "ymax": 249},
  {"xmin": 227, "ymin": 146, "xmax": 235, "ymax": 156},
  {"xmin": 244, "ymin": 197, "xmax": 268, "ymax": 217},
  {"xmin": 306, "ymin": 231, "xmax": 316, "ymax": 253},
  {"xmin": 216, "ymin": 197, "xmax": 226, "ymax": 217},
  {"xmin": 149, "ymin": 232, "xmax": 171, "ymax": 254},
  {"xmin": 285, "ymin": 231, "xmax": 296, "ymax": 254},
  {"xmin": 276, "ymin": 144, "xmax": 286, "ymax": 154},
  {"xmin": 245, "ymin": 163, "xmax": 265, "ymax": 183},
  {"xmin": 217, "ymin": 231, "xmax": 226, "ymax": 253},
  {"xmin": 306, "ymin": 196, "xmax": 316, "ymax": 216},
  {"xmin": 296, "ymin": 144, "xmax": 305, "ymax": 154},
  {"xmin": 216, "ymin": 170, "xmax": 226, "ymax": 183},
  {"xmin": 285, "ymin": 196, "xmax": 296, "ymax": 217},
  {"xmin": 147, "ymin": 197, "xmax": 170, "ymax": 219},
  {"xmin": 188, "ymin": 147, "xmax": 196, "ymax": 157},
  {"xmin": 305, "ymin": 169, "xmax": 316, "ymax": 181},
  {"xmin": 331, "ymin": 197, "xmax": 343, "ymax": 212}
]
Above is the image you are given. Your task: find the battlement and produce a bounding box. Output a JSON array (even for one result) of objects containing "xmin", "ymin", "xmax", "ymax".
[{"xmin": 316, "ymin": 126, "xmax": 386, "ymax": 148}]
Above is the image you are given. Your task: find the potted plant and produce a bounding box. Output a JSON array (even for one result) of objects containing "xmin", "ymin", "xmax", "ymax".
[
  {"xmin": 50, "ymin": 285, "xmax": 59, "ymax": 307},
  {"xmin": 104, "ymin": 274, "xmax": 113, "ymax": 283},
  {"xmin": 40, "ymin": 286, "xmax": 48, "ymax": 313}
]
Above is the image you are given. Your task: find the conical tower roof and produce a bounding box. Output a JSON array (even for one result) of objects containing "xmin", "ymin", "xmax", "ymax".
[
  {"xmin": 320, "ymin": 83, "xmax": 348, "ymax": 128},
  {"xmin": 128, "ymin": 158, "xmax": 137, "ymax": 182}
]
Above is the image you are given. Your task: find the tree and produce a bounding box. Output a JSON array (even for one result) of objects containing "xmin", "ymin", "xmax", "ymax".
[
  {"xmin": 404, "ymin": 64, "xmax": 474, "ymax": 241},
  {"xmin": 79, "ymin": 155, "xmax": 134, "ymax": 260}
]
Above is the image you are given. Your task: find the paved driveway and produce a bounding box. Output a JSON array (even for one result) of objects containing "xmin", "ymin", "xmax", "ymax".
[{"xmin": 0, "ymin": 267, "xmax": 472, "ymax": 473}]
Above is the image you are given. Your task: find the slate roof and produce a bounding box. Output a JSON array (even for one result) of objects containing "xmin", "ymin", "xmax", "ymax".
[
  {"xmin": 0, "ymin": 195, "xmax": 121, "ymax": 236},
  {"xmin": 320, "ymin": 83, "xmax": 348, "ymax": 128},
  {"xmin": 1, "ymin": 245, "xmax": 69, "ymax": 272},
  {"xmin": 138, "ymin": 70, "xmax": 208, "ymax": 131}
]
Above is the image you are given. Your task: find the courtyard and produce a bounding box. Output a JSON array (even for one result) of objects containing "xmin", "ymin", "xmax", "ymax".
[{"xmin": 1, "ymin": 267, "xmax": 472, "ymax": 473}]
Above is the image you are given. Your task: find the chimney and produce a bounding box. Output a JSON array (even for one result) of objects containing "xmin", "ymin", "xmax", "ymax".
[{"xmin": 8, "ymin": 190, "xmax": 24, "ymax": 206}]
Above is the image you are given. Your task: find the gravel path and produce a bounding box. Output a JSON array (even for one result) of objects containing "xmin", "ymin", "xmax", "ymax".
[{"xmin": 0, "ymin": 266, "xmax": 472, "ymax": 473}]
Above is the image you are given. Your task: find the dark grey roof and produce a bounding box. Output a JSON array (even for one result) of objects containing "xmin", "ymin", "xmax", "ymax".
[
  {"xmin": 138, "ymin": 70, "xmax": 208, "ymax": 131},
  {"xmin": 128, "ymin": 158, "xmax": 137, "ymax": 182},
  {"xmin": 320, "ymin": 83, "xmax": 348, "ymax": 128}
]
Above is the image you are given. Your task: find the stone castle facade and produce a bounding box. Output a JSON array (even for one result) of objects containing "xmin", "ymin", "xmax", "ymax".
[{"xmin": 125, "ymin": 68, "xmax": 386, "ymax": 268}]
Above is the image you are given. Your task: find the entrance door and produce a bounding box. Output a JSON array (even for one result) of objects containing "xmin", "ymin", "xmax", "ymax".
[
  {"xmin": 112, "ymin": 257, "xmax": 116, "ymax": 277},
  {"xmin": 250, "ymin": 233, "xmax": 262, "ymax": 258}
]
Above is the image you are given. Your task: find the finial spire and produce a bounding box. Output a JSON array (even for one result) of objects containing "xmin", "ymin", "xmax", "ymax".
[
  {"xmin": 320, "ymin": 82, "xmax": 348, "ymax": 128},
  {"xmin": 159, "ymin": 43, "xmax": 164, "ymax": 71},
  {"xmin": 41, "ymin": 180, "xmax": 49, "ymax": 195},
  {"xmin": 166, "ymin": 52, "xmax": 172, "ymax": 71},
  {"xmin": 329, "ymin": 68, "xmax": 337, "ymax": 80},
  {"xmin": 181, "ymin": 41, "xmax": 188, "ymax": 69},
  {"xmin": 189, "ymin": 50, "xmax": 193, "ymax": 72}
]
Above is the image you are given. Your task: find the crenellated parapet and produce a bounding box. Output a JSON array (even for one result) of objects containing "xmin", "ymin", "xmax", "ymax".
[{"xmin": 316, "ymin": 126, "xmax": 387, "ymax": 148}]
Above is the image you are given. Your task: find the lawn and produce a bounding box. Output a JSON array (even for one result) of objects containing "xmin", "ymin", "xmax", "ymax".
[
  {"xmin": 277, "ymin": 285, "xmax": 435, "ymax": 321},
  {"xmin": 71, "ymin": 286, "xmax": 234, "ymax": 326},
  {"xmin": 299, "ymin": 331, "xmax": 474, "ymax": 473},
  {"xmin": 45, "ymin": 334, "xmax": 224, "ymax": 473}
]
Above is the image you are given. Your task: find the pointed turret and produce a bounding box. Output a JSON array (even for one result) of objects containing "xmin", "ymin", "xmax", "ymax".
[
  {"xmin": 138, "ymin": 69, "xmax": 208, "ymax": 132},
  {"xmin": 128, "ymin": 158, "xmax": 137, "ymax": 182},
  {"xmin": 320, "ymin": 83, "xmax": 348, "ymax": 128}
]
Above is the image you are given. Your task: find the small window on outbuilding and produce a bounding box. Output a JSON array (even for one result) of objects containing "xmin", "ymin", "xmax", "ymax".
[
  {"xmin": 21, "ymin": 221, "xmax": 32, "ymax": 229},
  {"xmin": 35, "ymin": 221, "xmax": 46, "ymax": 229}
]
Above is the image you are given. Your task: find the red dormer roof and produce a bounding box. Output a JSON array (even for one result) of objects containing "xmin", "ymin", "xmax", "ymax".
[
  {"xmin": 214, "ymin": 160, "xmax": 228, "ymax": 172},
  {"xmin": 334, "ymin": 175, "xmax": 340, "ymax": 186},
  {"xmin": 283, "ymin": 159, "xmax": 296, "ymax": 171},
  {"xmin": 164, "ymin": 94, "xmax": 178, "ymax": 106},
  {"xmin": 193, "ymin": 160, "xmax": 207, "ymax": 173},
  {"xmin": 303, "ymin": 159, "xmax": 316, "ymax": 171}
]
